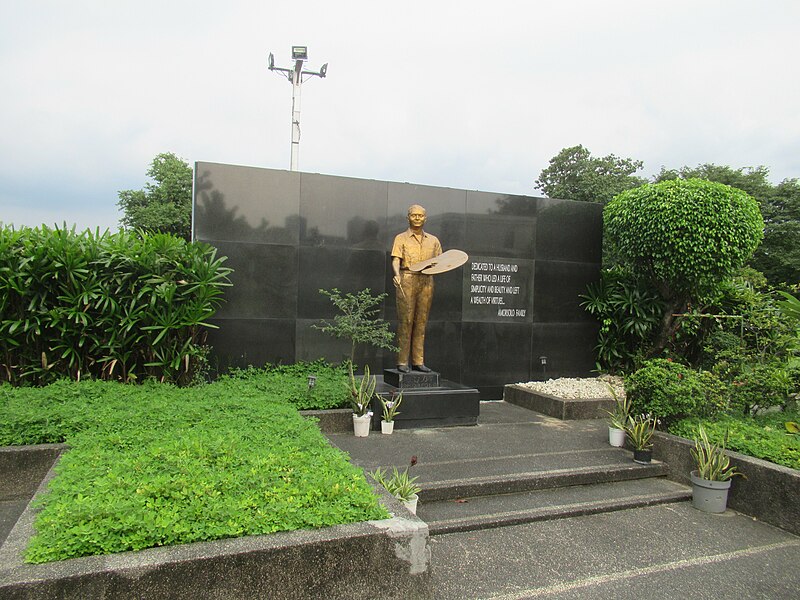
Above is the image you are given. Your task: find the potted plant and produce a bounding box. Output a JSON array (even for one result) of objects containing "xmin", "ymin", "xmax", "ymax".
[
  {"xmin": 349, "ymin": 364, "xmax": 376, "ymax": 437},
  {"xmin": 690, "ymin": 425, "xmax": 744, "ymax": 513},
  {"xmin": 604, "ymin": 383, "xmax": 630, "ymax": 447},
  {"xmin": 370, "ymin": 456, "xmax": 421, "ymax": 514},
  {"xmin": 624, "ymin": 414, "xmax": 657, "ymax": 463},
  {"xmin": 380, "ymin": 392, "xmax": 403, "ymax": 434}
]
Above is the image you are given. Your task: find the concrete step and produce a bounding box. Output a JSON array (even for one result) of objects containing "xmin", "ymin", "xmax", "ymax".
[
  {"xmin": 418, "ymin": 460, "xmax": 670, "ymax": 502},
  {"xmin": 419, "ymin": 477, "xmax": 692, "ymax": 535}
]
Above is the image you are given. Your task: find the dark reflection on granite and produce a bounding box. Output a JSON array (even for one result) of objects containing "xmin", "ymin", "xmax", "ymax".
[
  {"xmin": 297, "ymin": 247, "xmax": 387, "ymax": 318},
  {"xmin": 299, "ymin": 173, "xmax": 388, "ymax": 247},
  {"xmin": 461, "ymin": 322, "xmax": 532, "ymax": 387},
  {"xmin": 194, "ymin": 163, "xmax": 300, "ymax": 244},
  {"xmin": 533, "ymin": 260, "xmax": 601, "ymax": 323},
  {"xmin": 387, "ymin": 182, "xmax": 466, "ymax": 251},
  {"xmin": 530, "ymin": 323, "xmax": 599, "ymax": 380},
  {"xmin": 206, "ymin": 318, "xmax": 295, "ymax": 372},
  {"xmin": 465, "ymin": 191, "xmax": 537, "ymax": 258},
  {"xmin": 535, "ymin": 198, "xmax": 603, "ymax": 263},
  {"xmin": 296, "ymin": 319, "xmax": 386, "ymax": 372},
  {"xmin": 209, "ymin": 241, "xmax": 297, "ymax": 319}
]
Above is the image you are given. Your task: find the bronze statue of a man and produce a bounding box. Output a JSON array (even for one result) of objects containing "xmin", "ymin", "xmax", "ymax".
[{"xmin": 391, "ymin": 204, "xmax": 442, "ymax": 373}]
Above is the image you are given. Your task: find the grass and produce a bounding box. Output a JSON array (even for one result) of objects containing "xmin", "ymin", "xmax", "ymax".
[
  {"xmin": 670, "ymin": 410, "xmax": 800, "ymax": 471},
  {"xmin": 0, "ymin": 363, "xmax": 388, "ymax": 563}
]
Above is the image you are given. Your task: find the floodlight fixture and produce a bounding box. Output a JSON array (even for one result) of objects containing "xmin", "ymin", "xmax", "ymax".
[{"xmin": 267, "ymin": 46, "xmax": 329, "ymax": 172}]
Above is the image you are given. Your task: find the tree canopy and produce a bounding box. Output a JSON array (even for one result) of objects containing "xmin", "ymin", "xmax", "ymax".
[
  {"xmin": 604, "ymin": 178, "xmax": 764, "ymax": 353},
  {"xmin": 117, "ymin": 152, "xmax": 193, "ymax": 241},
  {"xmin": 535, "ymin": 145, "xmax": 647, "ymax": 204}
]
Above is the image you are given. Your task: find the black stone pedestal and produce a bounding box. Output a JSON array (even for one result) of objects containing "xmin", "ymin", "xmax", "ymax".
[{"xmin": 372, "ymin": 369, "xmax": 480, "ymax": 429}]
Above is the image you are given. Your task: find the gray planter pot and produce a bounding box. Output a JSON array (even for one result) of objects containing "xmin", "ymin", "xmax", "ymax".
[{"xmin": 690, "ymin": 470, "xmax": 732, "ymax": 513}]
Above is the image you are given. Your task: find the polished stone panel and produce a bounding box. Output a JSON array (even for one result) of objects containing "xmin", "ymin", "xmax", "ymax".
[
  {"xmin": 532, "ymin": 260, "xmax": 601, "ymax": 323},
  {"xmin": 461, "ymin": 322, "xmax": 532, "ymax": 390},
  {"xmin": 297, "ymin": 247, "xmax": 387, "ymax": 318},
  {"xmin": 466, "ymin": 191, "xmax": 537, "ymax": 258},
  {"xmin": 194, "ymin": 163, "xmax": 300, "ymax": 244},
  {"xmin": 299, "ymin": 173, "xmax": 388, "ymax": 247},
  {"xmin": 206, "ymin": 318, "xmax": 295, "ymax": 372},
  {"xmin": 295, "ymin": 319, "xmax": 387, "ymax": 372},
  {"xmin": 535, "ymin": 198, "xmax": 603, "ymax": 263},
  {"xmin": 387, "ymin": 182, "xmax": 466, "ymax": 251},
  {"xmin": 208, "ymin": 241, "xmax": 297, "ymax": 319},
  {"xmin": 530, "ymin": 322, "xmax": 600, "ymax": 380},
  {"xmin": 195, "ymin": 165, "xmax": 603, "ymax": 391}
]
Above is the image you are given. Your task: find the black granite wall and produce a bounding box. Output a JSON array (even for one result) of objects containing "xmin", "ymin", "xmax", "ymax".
[{"xmin": 193, "ymin": 162, "xmax": 602, "ymax": 398}]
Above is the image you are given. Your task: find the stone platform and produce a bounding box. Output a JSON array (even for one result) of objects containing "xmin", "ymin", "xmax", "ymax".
[{"xmin": 371, "ymin": 370, "xmax": 480, "ymax": 429}]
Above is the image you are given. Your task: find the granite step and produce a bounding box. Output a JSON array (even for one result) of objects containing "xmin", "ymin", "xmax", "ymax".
[{"xmin": 418, "ymin": 477, "xmax": 692, "ymax": 535}]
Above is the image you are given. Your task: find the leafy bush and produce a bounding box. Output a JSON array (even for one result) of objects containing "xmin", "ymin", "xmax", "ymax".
[
  {"xmin": 671, "ymin": 412, "xmax": 800, "ymax": 470},
  {"xmin": 626, "ymin": 359, "xmax": 728, "ymax": 427},
  {"xmin": 0, "ymin": 226, "xmax": 231, "ymax": 386},
  {"xmin": 1, "ymin": 373, "xmax": 387, "ymax": 563},
  {"xmin": 580, "ymin": 268, "xmax": 664, "ymax": 371},
  {"xmin": 217, "ymin": 360, "xmax": 350, "ymax": 410}
]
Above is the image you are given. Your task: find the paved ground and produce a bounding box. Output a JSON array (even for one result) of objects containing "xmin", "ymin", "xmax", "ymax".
[{"xmin": 328, "ymin": 401, "xmax": 800, "ymax": 600}]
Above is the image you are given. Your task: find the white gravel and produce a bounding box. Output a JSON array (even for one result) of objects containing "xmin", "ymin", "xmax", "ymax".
[{"xmin": 515, "ymin": 375, "xmax": 625, "ymax": 399}]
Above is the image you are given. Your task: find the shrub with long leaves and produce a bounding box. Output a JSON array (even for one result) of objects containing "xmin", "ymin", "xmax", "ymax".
[{"xmin": 0, "ymin": 226, "xmax": 232, "ymax": 385}]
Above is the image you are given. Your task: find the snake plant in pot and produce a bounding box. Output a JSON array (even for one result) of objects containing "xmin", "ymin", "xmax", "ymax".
[
  {"xmin": 690, "ymin": 425, "xmax": 744, "ymax": 513},
  {"xmin": 370, "ymin": 457, "xmax": 421, "ymax": 514},
  {"xmin": 604, "ymin": 384, "xmax": 630, "ymax": 447},
  {"xmin": 349, "ymin": 364, "xmax": 376, "ymax": 437},
  {"xmin": 624, "ymin": 414, "xmax": 657, "ymax": 463}
]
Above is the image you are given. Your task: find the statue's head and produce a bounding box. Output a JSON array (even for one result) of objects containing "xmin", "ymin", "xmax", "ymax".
[{"xmin": 407, "ymin": 204, "xmax": 427, "ymax": 228}]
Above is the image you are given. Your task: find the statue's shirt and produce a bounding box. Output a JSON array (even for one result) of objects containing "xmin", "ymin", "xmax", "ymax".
[{"xmin": 391, "ymin": 228, "xmax": 442, "ymax": 269}]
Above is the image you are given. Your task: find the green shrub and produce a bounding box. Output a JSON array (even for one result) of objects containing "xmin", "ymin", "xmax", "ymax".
[
  {"xmin": 626, "ymin": 359, "xmax": 728, "ymax": 426},
  {"xmin": 671, "ymin": 412, "xmax": 800, "ymax": 470},
  {"xmin": 1, "ymin": 374, "xmax": 387, "ymax": 563},
  {"xmin": 0, "ymin": 226, "xmax": 231, "ymax": 386}
]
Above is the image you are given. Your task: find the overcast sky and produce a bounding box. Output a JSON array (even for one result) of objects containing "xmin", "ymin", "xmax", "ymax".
[{"xmin": 2, "ymin": 1, "xmax": 798, "ymax": 232}]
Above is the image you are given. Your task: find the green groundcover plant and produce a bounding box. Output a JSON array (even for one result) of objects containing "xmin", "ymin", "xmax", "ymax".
[
  {"xmin": 670, "ymin": 412, "xmax": 800, "ymax": 471},
  {"xmin": 0, "ymin": 366, "xmax": 388, "ymax": 564}
]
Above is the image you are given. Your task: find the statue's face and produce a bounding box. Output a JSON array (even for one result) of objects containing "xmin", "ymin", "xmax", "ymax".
[{"xmin": 408, "ymin": 206, "xmax": 426, "ymax": 228}]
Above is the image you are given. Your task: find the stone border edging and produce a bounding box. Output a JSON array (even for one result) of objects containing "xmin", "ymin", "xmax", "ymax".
[
  {"xmin": 653, "ymin": 431, "xmax": 800, "ymax": 536},
  {"xmin": 0, "ymin": 444, "xmax": 431, "ymax": 599},
  {"xmin": 503, "ymin": 384, "xmax": 615, "ymax": 420}
]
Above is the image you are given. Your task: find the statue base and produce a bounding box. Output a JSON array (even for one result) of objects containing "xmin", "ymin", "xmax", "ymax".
[{"xmin": 372, "ymin": 369, "xmax": 480, "ymax": 429}]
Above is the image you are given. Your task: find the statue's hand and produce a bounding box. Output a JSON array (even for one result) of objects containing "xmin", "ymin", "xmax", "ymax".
[{"xmin": 393, "ymin": 275, "xmax": 401, "ymax": 288}]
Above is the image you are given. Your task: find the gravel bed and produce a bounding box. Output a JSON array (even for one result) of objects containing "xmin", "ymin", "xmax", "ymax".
[{"xmin": 514, "ymin": 375, "xmax": 625, "ymax": 399}]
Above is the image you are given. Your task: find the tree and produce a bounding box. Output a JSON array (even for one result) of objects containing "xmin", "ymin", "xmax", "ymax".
[
  {"xmin": 654, "ymin": 164, "xmax": 800, "ymax": 285},
  {"xmin": 118, "ymin": 152, "xmax": 193, "ymax": 241},
  {"xmin": 604, "ymin": 178, "xmax": 764, "ymax": 355},
  {"xmin": 535, "ymin": 145, "xmax": 647, "ymax": 204},
  {"xmin": 750, "ymin": 178, "xmax": 800, "ymax": 285}
]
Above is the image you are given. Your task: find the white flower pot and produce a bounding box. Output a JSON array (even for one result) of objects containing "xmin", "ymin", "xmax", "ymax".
[
  {"xmin": 402, "ymin": 494, "xmax": 419, "ymax": 515},
  {"xmin": 353, "ymin": 413, "xmax": 371, "ymax": 437},
  {"xmin": 608, "ymin": 426, "xmax": 626, "ymax": 447},
  {"xmin": 381, "ymin": 420, "xmax": 394, "ymax": 434}
]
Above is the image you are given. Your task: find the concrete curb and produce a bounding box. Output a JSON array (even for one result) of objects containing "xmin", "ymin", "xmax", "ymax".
[
  {"xmin": 503, "ymin": 384, "xmax": 616, "ymax": 420},
  {"xmin": 654, "ymin": 431, "xmax": 800, "ymax": 536},
  {"xmin": 0, "ymin": 445, "xmax": 432, "ymax": 600}
]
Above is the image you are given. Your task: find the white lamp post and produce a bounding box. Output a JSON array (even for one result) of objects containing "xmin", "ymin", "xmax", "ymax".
[{"xmin": 268, "ymin": 46, "xmax": 328, "ymax": 171}]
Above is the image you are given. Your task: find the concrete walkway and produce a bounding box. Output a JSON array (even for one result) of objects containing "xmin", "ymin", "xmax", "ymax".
[{"xmin": 327, "ymin": 401, "xmax": 800, "ymax": 599}]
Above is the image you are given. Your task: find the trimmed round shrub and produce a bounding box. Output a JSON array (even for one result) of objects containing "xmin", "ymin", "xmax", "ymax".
[{"xmin": 626, "ymin": 359, "xmax": 728, "ymax": 426}]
